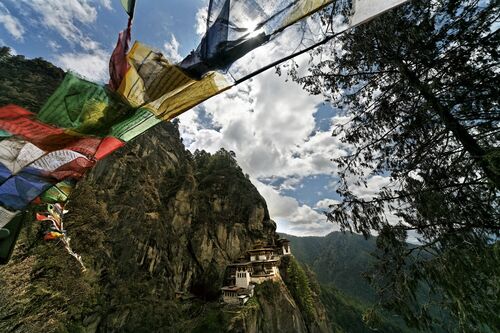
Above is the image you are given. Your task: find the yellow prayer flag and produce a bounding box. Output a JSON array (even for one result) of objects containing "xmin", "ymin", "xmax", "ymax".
[
  {"xmin": 118, "ymin": 42, "xmax": 232, "ymax": 121},
  {"xmin": 280, "ymin": 0, "xmax": 333, "ymax": 31}
]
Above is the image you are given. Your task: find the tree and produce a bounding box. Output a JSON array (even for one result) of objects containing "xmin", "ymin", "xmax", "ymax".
[
  {"xmin": 293, "ymin": 0, "xmax": 499, "ymax": 331},
  {"xmin": 0, "ymin": 46, "xmax": 11, "ymax": 60}
]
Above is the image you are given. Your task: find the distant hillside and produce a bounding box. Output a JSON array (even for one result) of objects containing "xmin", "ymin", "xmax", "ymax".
[
  {"xmin": 319, "ymin": 285, "xmax": 413, "ymax": 333},
  {"xmin": 282, "ymin": 232, "xmax": 422, "ymax": 333},
  {"xmin": 284, "ymin": 231, "xmax": 458, "ymax": 333},
  {"xmin": 281, "ymin": 232, "xmax": 377, "ymax": 303}
]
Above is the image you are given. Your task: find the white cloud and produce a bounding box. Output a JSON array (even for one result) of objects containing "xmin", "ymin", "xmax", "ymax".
[
  {"xmin": 351, "ymin": 175, "xmax": 392, "ymax": 200},
  {"xmin": 179, "ymin": 66, "xmax": 351, "ymax": 183},
  {"xmin": 16, "ymin": 0, "xmax": 98, "ymax": 49},
  {"xmin": 194, "ymin": 2, "xmax": 208, "ymax": 36},
  {"xmin": 177, "ymin": 2, "xmax": 349, "ymax": 236},
  {"xmin": 177, "ymin": 6, "xmax": 349, "ymax": 236},
  {"xmin": 315, "ymin": 198, "xmax": 340, "ymax": 210},
  {"xmin": 54, "ymin": 50, "xmax": 108, "ymax": 82},
  {"xmin": 253, "ymin": 179, "xmax": 337, "ymax": 236},
  {"xmin": 163, "ymin": 33, "xmax": 182, "ymax": 62},
  {"xmin": 0, "ymin": 3, "xmax": 24, "ymax": 40},
  {"xmin": 48, "ymin": 40, "xmax": 61, "ymax": 51},
  {"xmin": 100, "ymin": 0, "xmax": 113, "ymax": 10}
]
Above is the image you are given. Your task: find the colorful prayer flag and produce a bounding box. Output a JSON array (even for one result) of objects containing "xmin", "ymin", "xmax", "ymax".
[{"xmin": 120, "ymin": 0, "xmax": 137, "ymax": 18}]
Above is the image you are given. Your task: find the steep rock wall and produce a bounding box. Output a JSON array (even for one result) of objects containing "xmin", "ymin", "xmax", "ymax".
[{"xmin": 0, "ymin": 122, "xmax": 329, "ymax": 332}]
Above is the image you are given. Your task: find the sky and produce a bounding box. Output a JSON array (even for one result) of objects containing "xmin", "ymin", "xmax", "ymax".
[{"xmin": 0, "ymin": 0, "xmax": 392, "ymax": 236}]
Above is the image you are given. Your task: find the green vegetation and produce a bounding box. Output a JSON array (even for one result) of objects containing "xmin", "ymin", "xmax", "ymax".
[
  {"xmin": 191, "ymin": 304, "xmax": 230, "ymax": 333},
  {"xmin": 281, "ymin": 256, "xmax": 316, "ymax": 324},
  {"xmin": 291, "ymin": 0, "xmax": 499, "ymax": 330},
  {"xmin": 282, "ymin": 233, "xmax": 433, "ymax": 332},
  {"xmin": 320, "ymin": 285, "xmax": 412, "ymax": 333},
  {"xmin": 282, "ymin": 232, "xmax": 377, "ymax": 303},
  {"xmin": 0, "ymin": 47, "xmax": 64, "ymax": 112},
  {"xmin": 193, "ymin": 148, "xmax": 270, "ymax": 224}
]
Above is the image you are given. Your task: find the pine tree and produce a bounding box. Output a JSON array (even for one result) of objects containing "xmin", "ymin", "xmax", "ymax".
[{"xmin": 294, "ymin": 0, "xmax": 499, "ymax": 330}]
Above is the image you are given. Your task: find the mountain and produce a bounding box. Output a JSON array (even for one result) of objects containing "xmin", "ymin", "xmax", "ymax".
[
  {"xmin": 0, "ymin": 47, "xmax": 65, "ymax": 112},
  {"xmin": 281, "ymin": 232, "xmax": 377, "ymax": 303},
  {"xmin": 281, "ymin": 232, "xmax": 459, "ymax": 332},
  {"xmin": 0, "ymin": 48, "xmax": 330, "ymax": 332}
]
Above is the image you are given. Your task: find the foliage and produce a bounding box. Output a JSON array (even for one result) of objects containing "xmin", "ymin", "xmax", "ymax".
[
  {"xmin": 193, "ymin": 147, "xmax": 270, "ymax": 223},
  {"xmin": 0, "ymin": 47, "xmax": 64, "ymax": 112},
  {"xmin": 293, "ymin": 0, "xmax": 500, "ymax": 330},
  {"xmin": 281, "ymin": 256, "xmax": 316, "ymax": 324},
  {"xmin": 284, "ymin": 232, "xmax": 431, "ymax": 332},
  {"xmin": 282, "ymin": 232, "xmax": 378, "ymax": 303},
  {"xmin": 320, "ymin": 284, "xmax": 413, "ymax": 333},
  {"xmin": 0, "ymin": 52, "xmax": 270, "ymax": 331},
  {"xmin": 191, "ymin": 305, "xmax": 229, "ymax": 333}
]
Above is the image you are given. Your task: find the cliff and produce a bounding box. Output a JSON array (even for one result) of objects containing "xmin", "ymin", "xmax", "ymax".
[
  {"xmin": 0, "ymin": 50, "xmax": 330, "ymax": 332},
  {"xmin": 0, "ymin": 121, "xmax": 331, "ymax": 332}
]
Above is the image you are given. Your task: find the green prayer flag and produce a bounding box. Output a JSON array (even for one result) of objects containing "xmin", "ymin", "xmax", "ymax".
[
  {"xmin": 110, "ymin": 108, "xmax": 161, "ymax": 142},
  {"xmin": 0, "ymin": 130, "xmax": 11, "ymax": 138},
  {"xmin": 37, "ymin": 73, "xmax": 133, "ymax": 137},
  {"xmin": 120, "ymin": 0, "xmax": 136, "ymax": 17},
  {"xmin": 40, "ymin": 181, "xmax": 74, "ymax": 203}
]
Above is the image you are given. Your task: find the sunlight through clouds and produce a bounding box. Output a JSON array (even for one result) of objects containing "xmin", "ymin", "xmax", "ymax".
[{"xmin": 0, "ymin": 0, "xmax": 397, "ymax": 236}]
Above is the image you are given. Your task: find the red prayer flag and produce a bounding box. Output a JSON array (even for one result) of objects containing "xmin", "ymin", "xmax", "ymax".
[
  {"xmin": 95, "ymin": 136, "xmax": 125, "ymax": 160},
  {"xmin": 47, "ymin": 157, "xmax": 96, "ymax": 181},
  {"xmin": 0, "ymin": 105, "xmax": 102, "ymax": 156},
  {"xmin": 35, "ymin": 212, "xmax": 49, "ymax": 221},
  {"xmin": 109, "ymin": 18, "xmax": 132, "ymax": 91},
  {"xmin": 0, "ymin": 105, "xmax": 122, "ymax": 159},
  {"xmin": 43, "ymin": 231, "xmax": 64, "ymax": 241}
]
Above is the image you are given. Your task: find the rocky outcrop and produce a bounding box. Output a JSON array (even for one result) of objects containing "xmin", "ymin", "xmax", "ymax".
[
  {"xmin": 0, "ymin": 121, "xmax": 328, "ymax": 332},
  {"xmin": 228, "ymin": 280, "xmax": 309, "ymax": 333}
]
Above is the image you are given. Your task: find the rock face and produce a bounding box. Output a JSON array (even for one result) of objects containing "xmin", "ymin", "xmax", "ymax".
[
  {"xmin": 228, "ymin": 281, "xmax": 309, "ymax": 333},
  {"xmin": 0, "ymin": 121, "xmax": 330, "ymax": 332}
]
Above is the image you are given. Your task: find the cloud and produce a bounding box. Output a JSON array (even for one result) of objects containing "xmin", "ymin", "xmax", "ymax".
[
  {"xmin": 253, "ymin": 179, "xmax": 337, "ymax": 236},
  {"xmin": 351, "ymin": 175, "xmax": 392, "ymax": 200},
  {"xmin": 48, "ymin": 40, "xmax": 61, "ymax": 51},
  {"xmin": 54, "ymin": 50, "xmax": 108, "ymax": 82},
  {"xmin": 179, "ymin": 67, "xmax": 348, "ymax": 181},
  {"xmin": 177, "ymin": 1, "xmax": 349, "ymax": 236},
  {"xmin": 16, "ymin": 0, "xmax": 97, "ymax": 49},
  {"xmin": 100, "ymin": 0, "xmax": 113, "ymax": 10},
  {"xmin": 194, "ymin": 2, "xmax": 208, "ymax": 36},
  {"xmin": 315, "ymin": 198, "xmax": 340, "ymax": 210},
  {"xmin": 163, "ymin": 33, "xmax": 182, "ymax": 62},
  {"xmin": 0, "ymin": 3, "xmax": 25, "ymax": 40},
  {"xmin": 177, "ymin": 5, "xmax": 349, "ymax": 235}
]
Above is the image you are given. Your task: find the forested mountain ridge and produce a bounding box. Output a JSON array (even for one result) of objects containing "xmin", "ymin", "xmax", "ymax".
[
  {"xmin": 281, "ymin": 232, "xmax": 421, "ymax": 332},
  {"xmin": 281, "ymin": 232, "xmax": 377, "ymax": 303}
]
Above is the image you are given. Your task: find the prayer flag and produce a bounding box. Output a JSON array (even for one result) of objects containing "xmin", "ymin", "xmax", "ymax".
[{"xmin": 120, "ymin": 0, "xmax": 137, "ymax": 18}]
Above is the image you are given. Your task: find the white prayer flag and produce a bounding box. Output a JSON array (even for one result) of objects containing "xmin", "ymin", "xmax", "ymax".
[
  {"xmin": 0, "ymin": 206, "xmax": 18, "ymax": 229},
  {"xmin": 350, "ymin": 0, "xmax": 409, "ymax": 27}
]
